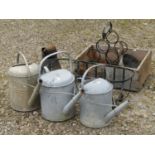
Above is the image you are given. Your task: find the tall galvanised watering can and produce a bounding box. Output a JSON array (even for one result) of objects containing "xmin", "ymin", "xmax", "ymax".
[
  {"xmin": 8, "ymin": 52, "xmax": 40, "ymax": 112},
  {"xmin": 37, "ymin": 51, "xmax": 76, "ymax": 121},
  {"xmin": 63, "ymin": 64, "xmax": 129, "ymax": 128}
]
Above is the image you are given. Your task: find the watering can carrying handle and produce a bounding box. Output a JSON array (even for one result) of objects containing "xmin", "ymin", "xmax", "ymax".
[
  {"xmin": 63, "ymin": 64, "xmax": 106, "ymax": 115},
  {"xmin": 16, "ymin": 52, "xmax": 31, "ymax": 77},
  {"xmin": 39, "ymin": 51, "xmax": 73, "ymax": 77},
  {"xmin": 81, "ymin": 64, "xmax": 106, "ymax": 89},
  {"xmin": 28, "ymin": 51, "xmax": 73, "ymax": 107}
]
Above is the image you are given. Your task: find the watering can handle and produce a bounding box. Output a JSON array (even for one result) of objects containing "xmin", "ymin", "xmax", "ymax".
[
  {"xmin": 63, "ymin": 64, "xmax": 106, "ymax": 115},
  {"xmin": 16, "ymin": 52, "xmax": 31, "ymax": 77},
  {"xmin": 39, "ymin": 51, "xmax": 73, "ymax": 77},
  {"xmin": 81, "ymin": 64, "xmax": 106, "ymax": 89}
]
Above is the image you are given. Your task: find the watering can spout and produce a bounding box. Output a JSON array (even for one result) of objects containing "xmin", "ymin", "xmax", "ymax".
[
  {"xmin": 28, "ymin": 66, "xmax": 50, "ymax": 106},
  {"xmin": 63, "ymin": 91, "xmax": 83, "ymax": 115},
  {"xmin": 28, "ymin": 80, "xmax": 42, "ymax": 106},
  {"xmin": 104, "ymin": 100, "xmax": 129, "ymax": 125}
]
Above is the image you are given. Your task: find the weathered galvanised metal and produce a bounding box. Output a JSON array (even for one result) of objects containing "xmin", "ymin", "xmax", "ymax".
[
  {"xmin": 39, "ymin": 51, "xmax": 76, "ymax": 121},
  {"xmin": 63, "ymin": 64, "xmax": 129, "ymax": 128},
  {"xmin": 8, "ymin": 52, "xmax": 40, "ymax": 112}
]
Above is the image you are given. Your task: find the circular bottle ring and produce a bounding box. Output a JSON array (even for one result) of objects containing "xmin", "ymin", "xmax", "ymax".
[
  {"xmin": 114, "ymin": 41, "xmax": 123, "ymax": 55},
  {"xmin": 119, "ymin": 41, "xmax": 128, "ymax": 54},
  {"xmin": 96, "ymin": 39, "xmax": 110, "ymax": 54},
  {"xmin": 114, "ymin": 41, "xmax": 128, "ymax": 56},
  {"xmin": 105, "ymin": 30, "xmax": 119, "ymax": 44}
]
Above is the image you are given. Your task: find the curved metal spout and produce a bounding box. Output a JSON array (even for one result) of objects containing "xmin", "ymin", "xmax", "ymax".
[
  {"xmin": 28, "ymin": 64, "xmax": 52, "ymax": 106},
  {"xmin": 28, "ymin": 80, "xmax": 42, "ymax": 106},
  {"xmin": 103, "ymin": 100, "xmax": 129, "ymax": 125},
  {"xmin": 63, "ymin": 91, "xmax": 83, "ymax": 115}
]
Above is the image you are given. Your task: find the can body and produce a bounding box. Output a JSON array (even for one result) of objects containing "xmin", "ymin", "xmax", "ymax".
[
  {"xmin": 40, "ymin": 81, "xmax": 75, "ymax": 121},
  {"xmin": 80, "ymin": 91, "xmax": 113, "ymax": 128},
  {"xmin": 8, "ymin": 75, "xmax": 40, "ymax": 111}
]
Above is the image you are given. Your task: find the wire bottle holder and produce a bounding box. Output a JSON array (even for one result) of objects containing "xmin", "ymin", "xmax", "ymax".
[{"xmin": 96, "ymin": 22, "xmax": 128, "ymax": 65}]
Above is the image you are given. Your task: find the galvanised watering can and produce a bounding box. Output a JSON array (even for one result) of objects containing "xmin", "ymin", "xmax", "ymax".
[
  {"xmin": 31, "ymin": 51, "xmax": 76, "ymax": 121},
  {"xmin": 8, "ymin": 52, "xmax": 40, "ymax": 112},
  {"xmin": 63, "ymin": 64, "xmax": 129, "ymax": 128}
]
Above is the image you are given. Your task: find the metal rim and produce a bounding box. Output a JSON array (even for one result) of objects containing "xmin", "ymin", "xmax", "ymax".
[
  {"xmin": 105, "ymin": 64, "xmax": 135, "ymax": 83},
  {"xmin": 8, "ymin": 64, "xmax": 38, "ymax": 78},
  {"xmin": 75, "ymin": 62, "xmax": 135, "ymax": 84},
  {"xmin": 40, "ymin": 78, "xmax": 75, "ymax": 88}
]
